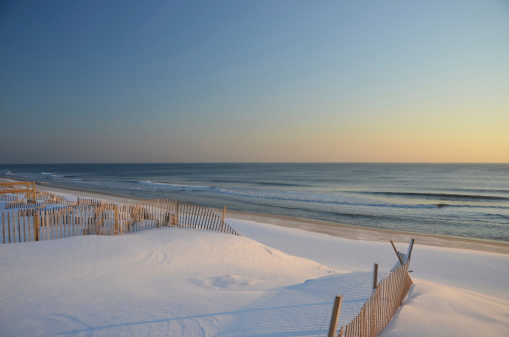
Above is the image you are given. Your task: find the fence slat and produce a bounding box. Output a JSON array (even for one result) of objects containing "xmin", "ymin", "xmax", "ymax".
[
  {"xmin": 23, "ymin": 210, "xmax": 27, "ymax": 242},
  {"xmin": 8, "ymin": 212, "xmax": 11, "ymax": 243},
  {"xmin": 17, "ymin": 210, "xmax": 21, "ymax": 243}
]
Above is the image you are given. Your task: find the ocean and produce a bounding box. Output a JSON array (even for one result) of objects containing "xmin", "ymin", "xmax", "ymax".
[{"xmin": 1, "ymin": 163, "xmax": 508, "ymax": 243}]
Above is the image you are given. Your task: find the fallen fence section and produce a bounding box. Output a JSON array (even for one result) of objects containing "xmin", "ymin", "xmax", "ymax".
[{"xmin": 1, "ymin": 196, "xmax": 240, "ymax": 244}]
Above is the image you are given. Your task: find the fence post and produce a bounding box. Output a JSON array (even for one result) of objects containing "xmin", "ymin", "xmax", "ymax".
[
  {"xmin": 114, "ymin": 204, "xmax": 119, "ymax": 235},
  {"xmin": 373, "ymin": 263, "xmax": 378, "ymax": 290},
  {"xmin": 34, "ymin": 213, "xmax": 40, "ymax": 241},
  {"xmin": 328, "ymin": 295, "xmax": 343, "ymax": 337},
  {"xmin": 406, "ymin": 239, "xmax": 415, "ymax": 263},
  {"xmin": 221, "ymin": 206, "xmax": 226, "ymax": 232},
  {"xmin": 31, "ymin": 182, "xmax": 37, "ymax": 203},
  {"xmin": 8, "ymin": 212, "xmax": 11, "ymax": 243},
  {"xmin": 390, "ymin": 241, "xmax": 404, "ymax": 265},
  {"xmin": 17, "ymin": 210, "xmax": 21, "ymax": 242},
  {"xmin": 176, "ymin": 202, "xmax": 180, "ymax": 227}
]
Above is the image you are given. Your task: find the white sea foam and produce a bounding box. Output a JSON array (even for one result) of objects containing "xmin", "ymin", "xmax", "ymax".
[
  {"xmin": 138, "ymin": 180, "xmax": 211, "ymax": 190},
  {"xmin": 214, "ymin": 187, "xmax": 439, "ymax": 210},
  {"xmin": 41, "ymin": 172, "xmax": 64, "ymax": 178}
]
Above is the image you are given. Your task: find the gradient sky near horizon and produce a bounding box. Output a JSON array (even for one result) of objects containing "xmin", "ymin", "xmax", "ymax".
[{"xmin": 1, "ymin": 0, "xmax": 508, "ymax": 164}]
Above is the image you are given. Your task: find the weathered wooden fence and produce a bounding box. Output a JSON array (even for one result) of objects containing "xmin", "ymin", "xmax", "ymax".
[
  {"xmin": 339, "ymin": 262, "xmax": 412, "ymax": 337},
  {"xmin": 5, "ymin": 200, "xmax": 47, "ymax": 209},
  {"xmin": 329, "ymin": 241, "xmax": 414, "ymax": 337},
  {"xmin": 1, "ymin": 197, "xmax": 240, "ymax": 244},
  {"xmin": 0, "ymin": 194, "xmax": 20, "ymax": 202},
  {"xmin": 0, "ymin": 181, "xmax": 37, "ymax": 202}
]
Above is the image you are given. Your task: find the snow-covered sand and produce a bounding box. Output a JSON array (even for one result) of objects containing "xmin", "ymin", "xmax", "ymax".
[{"xmin": 1, "ymin": 186, "xmax": 508, "ymax": 336}]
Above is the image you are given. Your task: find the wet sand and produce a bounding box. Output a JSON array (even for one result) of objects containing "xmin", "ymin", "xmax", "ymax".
[
  {"xmin": 3, "ymin": 178, "xmax": 509, "ymax": 255},
  {"xmin": 224, "ymin": 209, "xmax": 509, "ymax": 254}
]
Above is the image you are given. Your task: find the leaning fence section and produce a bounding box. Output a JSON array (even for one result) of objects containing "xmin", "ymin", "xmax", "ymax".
[
  {"xmin": 1, "ymin": 195, "xmax": 240, "ymax": 244},
  {"xmin": 328, "ymin": 240, "xmax": 414, "ymax": 337},
  {"xmin": 339, "ymin": 262, "xmax": 412, "ymax": 337}
]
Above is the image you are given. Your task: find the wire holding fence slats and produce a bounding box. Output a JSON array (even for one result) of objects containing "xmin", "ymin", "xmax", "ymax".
[{"xmin": 1, "ymin": 195, "xmax": 240, "ymax": 244}]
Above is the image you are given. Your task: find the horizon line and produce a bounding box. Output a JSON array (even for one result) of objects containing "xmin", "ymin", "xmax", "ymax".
[{"xmin": 1, "ymin": 162, "xmax": 508, "ymax": 165}]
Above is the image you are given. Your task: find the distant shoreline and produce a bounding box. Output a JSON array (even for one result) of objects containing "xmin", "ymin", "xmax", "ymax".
[
  {"xmin": 224, "ymin": 209, "xmax": 509, "ymax": 255},
  {"xmin": 3, "ymin": 178, "xmax": 507, "ymax": 255}
]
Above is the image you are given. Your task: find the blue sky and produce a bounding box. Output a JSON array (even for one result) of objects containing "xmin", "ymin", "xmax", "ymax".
[{"xmin": 1, "ymin": 0, "xmax": 508, "ymax": 163}]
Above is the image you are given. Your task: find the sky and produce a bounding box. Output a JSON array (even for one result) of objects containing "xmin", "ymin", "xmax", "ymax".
[{"xmin": 0, "ymin": 0, "xmax": 508, "ymax": 164}]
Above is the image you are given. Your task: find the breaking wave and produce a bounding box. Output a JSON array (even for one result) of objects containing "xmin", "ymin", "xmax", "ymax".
[{"xmin": 363, "ymin": 191, "xmax": 509, "ymax": 202}]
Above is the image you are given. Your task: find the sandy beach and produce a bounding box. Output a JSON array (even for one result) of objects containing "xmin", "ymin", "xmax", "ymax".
[
  {"xmin": 2, "ymin": 178, "xmax": 508, "ymax": 337},
  {"xmin": 2, "ymin": 2, "xmax": 507, "ymax": 335},
  {"xmin": 11, "ymin": 178, "xmax": 507, "ymax": 255}
]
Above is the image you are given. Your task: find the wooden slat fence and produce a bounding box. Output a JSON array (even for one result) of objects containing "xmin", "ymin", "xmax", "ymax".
[
  {"xmin": 5, "ymin": 200, "xmax": 47, "ymax": 209},
  {"xmin": 1, "ymin": 197, "xmax": 240, "ymax": 244},
  {"xmin": 330, "ymin": 261, "xmax": 413, "ymax": 337},
  {"xmin": 0, "ymin": 194, "xmax": 20, "ymax": 202},
  {"xmin": 37, "ymin": 191, "xmax": 69, "ymax": 203},
  {"xmin": 0, "ymin": 182, "xmax": 37, "ymax": 202}
]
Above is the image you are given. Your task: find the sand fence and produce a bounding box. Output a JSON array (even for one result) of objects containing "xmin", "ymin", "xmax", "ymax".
[
  {"xmin": 1, "ymin": 183, "xmax": 414, "ymax": 337},
  {"xmin": 1, "ymin": 192, "xmax": 240, "ymax": 244},
  {"xmin": 328, "ymin": 240, "xmax": 414, "ymax": 337}
]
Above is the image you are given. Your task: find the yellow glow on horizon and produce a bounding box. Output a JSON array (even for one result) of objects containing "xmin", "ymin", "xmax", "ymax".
[{"xmin": 218, "ymin": 103, "xmax": 509, "ymax": 163}]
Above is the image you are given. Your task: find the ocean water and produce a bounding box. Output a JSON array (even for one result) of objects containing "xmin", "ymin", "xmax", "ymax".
[{"xmin": 1, "ymin": 163, "xmax": 508, "ymax": 242}]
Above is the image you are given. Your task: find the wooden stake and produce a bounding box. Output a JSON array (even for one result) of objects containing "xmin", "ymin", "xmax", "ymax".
[
  {"xmin": 8, "ymin": 212, "xmax": 11, "ymax": 243},
  {"xmin": 328, "ymin": 295, "xmax": 343, "ymax": 337},
  {"xmin": 373, "ymin": 263, "xmax": 379, "ymax": 290},
  {"xmin": 45, "ymin": 209, "xmax": 49, "ymax": 240},
  {"xmin": 32, "ymin": 182, "xmax": 37, "ymax": 203},
  {"xmin": 22, "ymin": 210, "xmax": 27, "ymax": 242},
  {"xmin": 17, "ymin": 210, "xmax": 21, "ymax": 243},
  {"xmin": 57, "ymin": 210, "xmax": 61, "ymax": 239},
  {"xmin": 406, "ymin": 239, "xmax": 415, "ymax": 263},
  {"xmin": 176, "ymin": 202, "xmax": 180, "ymax": 227},
  {"xmin": 114, "ymin": 204, "xmax": 119, "ymax": 235},
  {"xmin": 390, "ymin": 240, "xmax": 404, "ymax": 265},
  {"xmin": 34, "ymin": 213, "xmax": 40, "ymax": 241}
]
